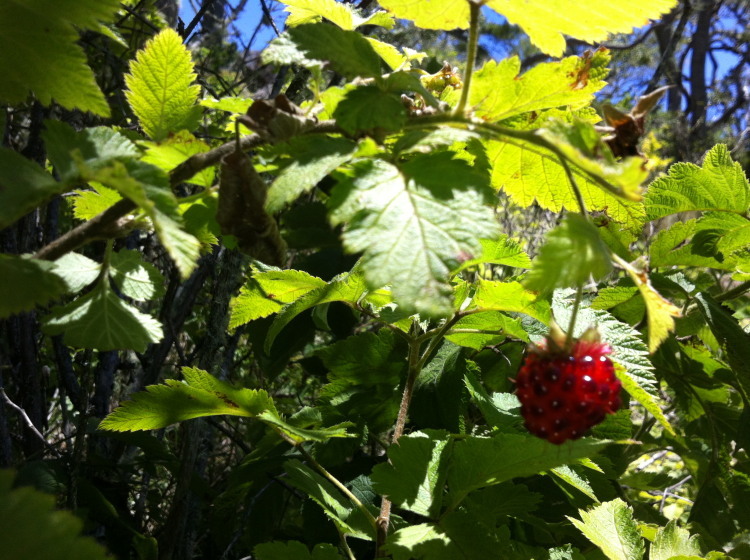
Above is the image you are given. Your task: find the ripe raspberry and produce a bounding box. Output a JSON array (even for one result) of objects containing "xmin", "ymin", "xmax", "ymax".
[{"xmin": 514, "ymin": 327, "xmax": 622, "ymax": 444}]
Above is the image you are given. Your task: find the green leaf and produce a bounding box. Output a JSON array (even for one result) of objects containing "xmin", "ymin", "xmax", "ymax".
[
  {"xmin": 317, "ymin": 330, "xmax": 405, "ymax": 433},
  {"xmin": 486, "ymin": 134, "xmax": 646, "ymax": 228},
  {"xmin": 125, "ymin": 28, "xmax": 202, "ymax": 141},
  {"xmin": 266, "ymin": 136, "xmax": 358, "ymax": 213},
  {"xmin": 0, "ymin": 255, "xmax": 69, "ymax": 318},
  {"xmin": 550, "ymin": 464, "xmax": 598, "ymax": 501},
  {"xmin": 0, "ymin": 0, "xmax": 118, "ymax": 115},
  {"xmin": 284, "ymin": 459, "xmax": 375, "ymax": 540},
  {"xmin": 649, "ymin": 220, "xmax": 734, "ymax": 270},
  {"xmin": 619, "ymin": 261, "xmax": 681, "ymax": 353},
  {"xmin": 329, "ymin": 155, "xmax": 499, "ymax": 317},
  {"xmin": 71, "ymin": 184, "xmax": 123, "ymax": 220},
  {"xmin": 386, "ymin": 509, "xmax": 501, "ymax": 560},
  {"xmin": 87, "ymin": 160, "xmax": 201, "ymax": 278},
  {"xmin": 568, "ymin": 498, "xmax": 645, "ymax": 560},
  {"xmin": 265, "ymin": 272, "xmax": 367, "ymax": 352},
  {"xmin": 43, "ymin": 121, "xmax": 140, "ymax": 182},
  {"xmin": 0, "ymin": 148, "xmax": 62, "ymax": 229},
  {"xmin": 453, "ymin": 235, "xmax": 531, "ymax": 273},
  {"xmin": 286, "ymin": 23, "xmax": 383, "ymax": 79},
  {"xmin": 446, "ymin": 311, "xmax": 529, "ymax": 350},
  {"xmin": 261, "ymin": 34, "xmax": 325, "ymax": 70},
  {"xmin": 464, "ymin": 368, "xmax": 523, "ymax": 432},
  {"xmin": 592, "ymin": 286, "xmax": 639, "ymax": 310},
  {"xmin": 229, "ymin": 269, "xmax": 327, "ymax": 330},
  {"xmin": 650, "ymin": 521, "xmax": 702, "ymax": 560},
  {"xmin": 694, "ymin": 292, "xmax": 750, "ymax": 398},
  {"xmin": 199, "ymin": 96, "xmax": 254, "ymax": 113},
  {"xmin": 0, "ymin": 471, "xmax": 110, "ymax": 560},
  {"xmin": 333, "ymin": 86, "xmax": 407, "ymax": 134},
  {"xmin": 42, "ymin": 281, "xmax": 163, "ymax": 352},
  {"xmin": 376, "ymin": 0, "xmax": 470, "ymax": 30},
  {"xmin": 470, "ymin": 53, "xmax": 608, "ymax": 123},
  {"xmin": 470, "ymin": 280, "xmax": 552, "ymax": 324},
  {"xmin": 485, "ymin": 0, "xmax": 677, "ymax": 57},
  {"xmin": 279, "ymin": 0, "xmax": 357, "ymax": 29},
  {"xmin": 109, "ymin": 249, "xmax": 165, "ymax": 301},
  {"xmin": 255, "ymin": 541, "xmax": 344, "ymax": 560},
  {"xmin": 524, "ymin": 213, "xmax": 613, "ymax": 296},
  {"xmin": 446, "ymin": 432, "xmax": 611, "ymax": 508},
  {"xmin": 100, "ymin": 366, "xmax": 277, "ymax": 431},
  {"xmin": 141, "ymin": 131, "xmax": 215, "ymax": 187},
  {"xmin": 646, "ymin": 144, "xmax": 750, "ymax": 220},
  {"xmin": 52, "ymin": 252, "xmax": 101, "ymax": 293},
  {"xmin": 372, "ymin": 430, "xmax": 453, "ymax": 518}
]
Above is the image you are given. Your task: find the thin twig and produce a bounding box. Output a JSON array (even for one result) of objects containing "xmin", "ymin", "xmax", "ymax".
[{"xmin": 0, "ymin": 388, "xmax": 61, "ymax": 457}]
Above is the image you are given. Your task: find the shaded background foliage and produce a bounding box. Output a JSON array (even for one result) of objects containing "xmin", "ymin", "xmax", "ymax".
[{"xmin": 0, "ymin": 1, "xmax": 748, "ymax": 559}]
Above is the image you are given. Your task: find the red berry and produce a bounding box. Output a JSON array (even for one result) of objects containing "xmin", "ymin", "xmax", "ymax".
[{"xmin": 514, "ymin": 330, "xmax": 621, "ymax": 444}]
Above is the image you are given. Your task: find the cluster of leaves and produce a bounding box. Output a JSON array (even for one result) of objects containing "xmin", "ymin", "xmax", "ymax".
[{"xmin": 1, "ymin": 1, "xmax": 750, "ymax": 559}]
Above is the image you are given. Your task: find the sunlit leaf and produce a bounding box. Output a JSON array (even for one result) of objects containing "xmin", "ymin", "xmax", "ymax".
[
  {"xmin": 125, "ymin": 28, "xmax": 202, "ymax": 141},
  {"xmin": 568, "ymin": 498, "xmax": 645, "ymax": 560}
]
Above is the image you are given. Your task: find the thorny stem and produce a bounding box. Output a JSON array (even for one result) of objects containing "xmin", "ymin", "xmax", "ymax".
[
  {"xmin": 375, "ymin": 325, "xmax": 423, "ymax": 556},
  {"xmin": 455, "ymin": 1, "xmax": 482, "ymax": 115},
  {"xmin": 375, "ymin": 314, "xmax": 462, "ymax": 555}
]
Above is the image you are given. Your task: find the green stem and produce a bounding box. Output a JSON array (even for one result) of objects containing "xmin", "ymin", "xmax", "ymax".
[
  {"xmin": 715, "ymin": 280, "xmax": 750, "ymax": 302},
  {"xmin": 274, "ymin": 428, "xmax": 378, "ymax": 531},
  {"xmin": 455, "ymin": 0, "xmax": 481, "ymax": 115},
  {"xmin": 566, "ymin": 286, "xmax": 584, "ymax": 346}
]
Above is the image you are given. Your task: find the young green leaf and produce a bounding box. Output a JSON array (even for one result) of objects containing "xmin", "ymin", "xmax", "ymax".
[
  {"xmin": 229, "ymin": 269, "xmax": 327, "ymax": 330},
  {"xmin": 568, "ymin": 498, "xmax": 645, "ymax": 560},
  {"xmin": 446, "ymin": 312, "xmax": 529, "ymax": 350},
  {"xmin": 43, "ymin": 280, "xmax": 163, "ymax": 352},
  {"xmin": 100, "ymin": 367, "xmax": 277, "ymax": 431},
  {"xmin": 650, "ymin": 521, "xmax": 702, "ymax": 560},
  {"xmin": 71, "ymin": 184, "xmax": 123, "ymax": 220},
  {"xmin": 485, "ymin": 0, "xmax": 677, "ymax": 57},
  {"xmin": 0, "ymin": 0, "xmax": 118, "ymax": 116},
  {"xmin": 646, "ymin": 144, "xmax": 750, "ymax": 220},
  {"xmin": 524, "ymin": 213, "xmax": 613, "ymax": 296},
  {"xmin": 377, "ymin": 0, "xmax": 470, "ymax": 30},
  {"xmin": 452, "ymin": 235, "xmax": 531, "ymax": 273},
  {"xmin": 265, "ymin": 272, "xmax": 367, "ymax": 352},
  {"xmin": 140, "ymin": 131, "xmax": 215, "ymax": 187},
  {"xmin": 125, "ymin": 28, "xmax": 202, "ymax": 141},
  {"xmin": 0, "ymin": 471, "xmax": 110, "ymax": 560},
  {"xmin": 371, "ymin": 430, "xmax": 453, "ymax": 518},
  {"xmin": 470, "ymin": 52, "xmax": 609, "ymax": 123},
  {"xmin": 266, "ymin": 136, "xmax": 358, "ymax": 214},
  {"xmin": 0, "ymin": 255, "xmax": 69, "ymax": 318},
  {"xmin": 550, "ymin": 464, "xmax": 598, "ymax": 501},
  {"xmin": 470, "ymin": 280, "xmax": 552, "ymax": 324},
  {"xmin": 329, "ymin": 154, "xmax": 499, "ymax": 317}
]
